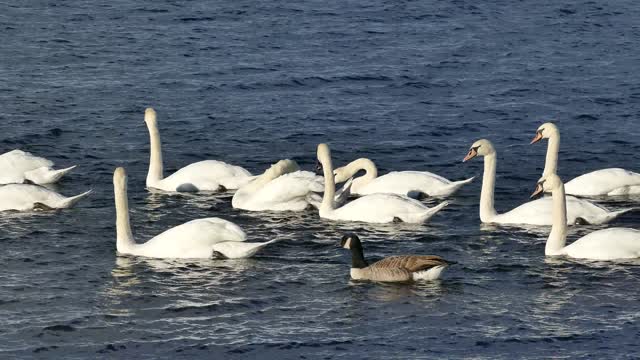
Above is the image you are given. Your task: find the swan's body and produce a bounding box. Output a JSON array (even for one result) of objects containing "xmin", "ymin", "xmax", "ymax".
[
  {"xmin": 232, "ymin": 159, "xmax": 326, "ymax": 211},
  {"xmin": 334, "ymin": 158, "xmax": 473, "ymax": 198},
  {"xmin": 114, "ymin": 167, "xmax": 277, "ymax": 259},
  {"xmin": 0, "ymin": 184, "xmax": 91, "ymax": 211},
  {"xmin": 463, "ymin": 139, "xmax": 634, "ymax": 225},
  {"xmin": 0, "ymin": 149, "xmax": 76, "ymax": 185},
  {"xmin": 340, "ymin": 234, "xmax": 452, "ymax": 282},
  {"xmin": 317, "ymin": 144, "xmax": 448, "ymax": 223},
  {"xmin": 144, "ymin": 108, "xmax": 252, "ymax": 192},
  {"xmin": 532, "ymin": 122, "xmax": 640, "ymax": 196},
  {"xmin": 533, "ymin": 174, "xmax": 640, "ymax": 260}
]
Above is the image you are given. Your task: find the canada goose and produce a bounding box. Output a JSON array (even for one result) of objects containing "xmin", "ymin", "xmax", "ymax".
[{"xmin": 339, "ymin": 234, "xmax": 453, "ymax": 282}]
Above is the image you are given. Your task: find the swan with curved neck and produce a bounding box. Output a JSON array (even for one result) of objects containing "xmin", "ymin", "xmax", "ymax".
[
  {"xmin": 144, "ymin": 108, "xmax": 253, "ymax": 192},
  {"xmin": 531, "ymin": 173, "xmax": 640, "ymax": 260},
  {"xmin": 531, "ymin": 122, "xmax": 640, "ymax": 196},
  {"xmin": 0, "ymin": 149, "xmax": 76, "ymax": 185},
  {"xmin": 114, "ymin": 167, "xmax": 277, "ymax": 259},
  {"xmin": 0, "ymin": 184, "xmax": 91, "ymax": 211},
  {"xmin": 463, "ymin": 139, "xmax": 635, "ymax": 225},
  {"xmin": 317, "ymin": 144, "xmax": 448, "ymax": 223},
  {"xmin": 334, "ymin": 158, "xmax": 474, "ymax": 198},
  {"xmin": 232, "ymin": 159, "xmax": 329, "ymax": 211}
]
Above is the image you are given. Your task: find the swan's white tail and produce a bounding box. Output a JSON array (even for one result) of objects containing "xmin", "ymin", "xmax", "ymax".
[
  {"xmin": 583, "ymin": 207, "xmax": 639, "ymax": 225},
  {"xmin": 417, "ymin": 200, "xmax": 449, "ymax": 223},
  {"xmin": 430, "ymin": 177, "xmax": 475, "ymax": 197},
  {"xmin": 58, "ymin": 189, "xmax": 92, "ymax": 208},
  {"xmin": 25, "ymin": 165, "xmax": 77, "ymax": 184}
]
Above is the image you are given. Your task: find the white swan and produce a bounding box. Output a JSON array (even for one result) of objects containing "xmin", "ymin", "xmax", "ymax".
[
  {"xmin": 144, "ymin": 108, "xmax": 253, "ymax": 192},
  {"xmin": 114, "ymin": 167, "xmax": 278, "ymax": 259},
  {"xmin": 463, "ymin": 139, "xmax": 635, "ymax": 225},
  {"xmin": 0, "ymin": 184, "xmax": 91, "ymax": 211},
  {"xmin": 317, "ymin": 144, "xmax": 448, "ymax": 223},
  {"xmin": 532, "ymin": 173, "xmax": 640, "ymax": 260},
  {"xmin": 0, "ymin": 149, "xmax": 76, "ymax": 185},
  {"xmin": 531, "ymin": 122, "xmax": 640, "ymax": 196},
  {"xmin": 232, "ymin": 159, "xmax": 336, "ymax": 211},
  {"xmin": 333, "ymin": 158, "xmax": 474, "ymax": 198}
]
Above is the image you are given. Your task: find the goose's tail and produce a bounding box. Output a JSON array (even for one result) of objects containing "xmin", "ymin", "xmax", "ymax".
[
  {"xmin": 430, "ymin": 177, "xmax": 475, "ymax": 197},
  {"xmin": 58, "ymin": 189, "xmax": 92, "ymax": 208}
]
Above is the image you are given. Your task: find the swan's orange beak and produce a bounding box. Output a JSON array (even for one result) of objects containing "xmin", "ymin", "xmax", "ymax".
[
  {"xmin": 530, "ymin": 131, "xmax": 543, "ymax": 144},
  {"xmin": 463, "ymin": 148, "xmax": 477, "ymax": 162},
  {"xmin": 530, "ymin": 183, "xmax": 544, "ymax": 198}
]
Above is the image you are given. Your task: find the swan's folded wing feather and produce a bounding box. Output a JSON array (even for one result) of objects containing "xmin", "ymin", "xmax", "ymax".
[
  {"xmin": 565, "ymin": 228, "xmax": 640, "ymax": 260},
  {"xmin": 0, "ymin": 150, "xmax": 54, "ymax": 183},
  {"xmin": 249, "ymin": 171, "xmax": 323, "ymax": 204},
  {"xmin": 565, "ymin": 168, "xmax": 640, "ymax": 195},
  {"xmin": 145, "ymin": 218, "xmax": 246, "ymax": 250}
]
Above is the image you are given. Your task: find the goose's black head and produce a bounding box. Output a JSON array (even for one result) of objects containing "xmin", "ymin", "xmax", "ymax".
[{"xmin": 340, "ymin": 234, "xmax": 362, "ymax": 249}]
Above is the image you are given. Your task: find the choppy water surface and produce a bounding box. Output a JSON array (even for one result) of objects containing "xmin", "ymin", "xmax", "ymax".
[{"xmin": 2, "ymin": 0, "xmax": 640, "ymax": 358}]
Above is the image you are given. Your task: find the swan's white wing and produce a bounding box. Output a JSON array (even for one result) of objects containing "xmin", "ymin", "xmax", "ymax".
[
  {"xmin": 357, "ymin": 171, "xmax": 451, "ymax": 196},
  {"xmin": 235, "ymin": 171, "xmax": 323, "ymax": 211},
  {"xmin": 0, "ymin": 150, "xmax": 53, "ymax": 184},
  {"xmin": 327, "ymin": 193, "xmax": 443, "ymax": 223},
  {"xmin": 565, "ymin": 168, "xmax": 640, "ymax": 196},
  {"xmin": 565, "ymin": 228, "xmax": 640, "ymax": 260},
  {"xmin": 0, "ymin": 184, "xmax": 67, "ymax": 211},
  {"xmin": 211, "ymin": 239, "xmax": 280, "ymax": 259},
  {"xmin": 138, "ymin": 218, "xmax": 247, "ymax": 259},
  {"xmin": 494, "ymin": 196, "xmax": 627, "ymax": 225},
  {"xmin": 159, "ymin": 160, "xmax": 252, "ymax": 191}
]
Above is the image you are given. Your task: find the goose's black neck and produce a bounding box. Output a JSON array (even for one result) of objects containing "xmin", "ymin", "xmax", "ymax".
[{"xmin": 350, "ymin": 241, "xmax": 368, "ymax": 269}]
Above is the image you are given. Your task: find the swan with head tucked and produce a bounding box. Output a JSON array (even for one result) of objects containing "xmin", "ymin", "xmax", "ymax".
[
  {"xmin": 144, "ymin": 108, "xmax": 253, "ymax": 192},
  {"xmin": 531, "ymin": 122, "xmax": 640, "ymax": 196},
  {"xmin": 333, "ymin": 158, "xmax": 474, "ymax": 198},
  {"xmin": 316, "ymin": 144, "xmax": 448, "ymax": 223},
  {"xmin": 232, "ymin": 159, "xmax": 351, "ymax": 212},
  {"xmin": 0, "ymin": 149, "xmax": 76, "ymax": 185},
  {"xmin": 114, "ymin": 167, "xmax": 278, "ymax": 259},
  {"xmin": 339, "ymin": 234, "xmax": 453, "ymax": 282},
  {"xmin": 0, "ymin": 184, "xmax": 91, "ymax": 211},
  {"xmin": 463, "ymin": 139, "xmax": 635, "ymax": 225},
  {"xmin": 531, "ymin": 173, "xmax": 640, "ymax": 260}
]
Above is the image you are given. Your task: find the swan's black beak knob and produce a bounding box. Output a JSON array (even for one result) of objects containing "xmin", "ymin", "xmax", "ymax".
[{"xmin": 315, "ymin": 161, "xmax": 323, "ymax": 175}]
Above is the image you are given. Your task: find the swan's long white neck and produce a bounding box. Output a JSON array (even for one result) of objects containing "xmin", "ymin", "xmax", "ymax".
[
  {"xmin": 543, "ymin": 131, "xmax": 560, "ymax": 176},
  {"xmin": 479, "ymin": 153, "xmax": 498, "ymax": 221},
  {"xmin": 114, "ymin": 176, "xmax": 136, "ymax": 253},
  {"xmin": 320, "ymin": 151, "xmax": 336, "ymax": 214},
  {"xmin": 146, "ymin": 120, "xmax": 164, "ymax": 185},
  {"xmin": 547, "ymin": 182, "xmax": 568, "ymax": 255},
  {"xmin": 341, "ymin": 158, "xmax": 378, "ymax": 191}
]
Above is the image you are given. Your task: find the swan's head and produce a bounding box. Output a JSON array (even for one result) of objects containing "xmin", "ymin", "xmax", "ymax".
[
  {"xmin": 144, "ymin": 107, "xmax": 157, "ymax": 126},
  {"xmin": 333, "ymin": 166, "xmax": 350, "ymax": 183},
  {"xmin": 530, "ymin": 122, "xmax": 558, "ymax": 144},
  {"xmin": 113, "ymin": 167, "xmax": 128, "ymax": 190},
  {"xmin": 531, "ymin": 173, "xmax": 562, "ymax": 198},
  {"xmin": 463, "ymin": 139, "xmax": 495, "ymax": 162},
  {"xmin": 339, "ymin": 234, "xmax": 361, "ymax": 250},
  {"xmin": 316, "ymin": 143, "xmax": 332, "ymax": 167}
]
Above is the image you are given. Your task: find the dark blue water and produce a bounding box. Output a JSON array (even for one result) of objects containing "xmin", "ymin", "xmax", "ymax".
[{"xmin": 2, "ymin": 0, "xmax": 640, "ymax": 358}]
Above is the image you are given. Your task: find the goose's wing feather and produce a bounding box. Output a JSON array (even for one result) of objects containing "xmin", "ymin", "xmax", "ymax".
[
  {"xmin": 565, "ymin": 228, "xmax": 640, "ymax": 260},
  {"xmin": 565, "ymin": 168, "xmax": 640, "ymax": 196},
  {"xmin": 370, "ymin": 255, "xmax": 448, "ymax": 272}
]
